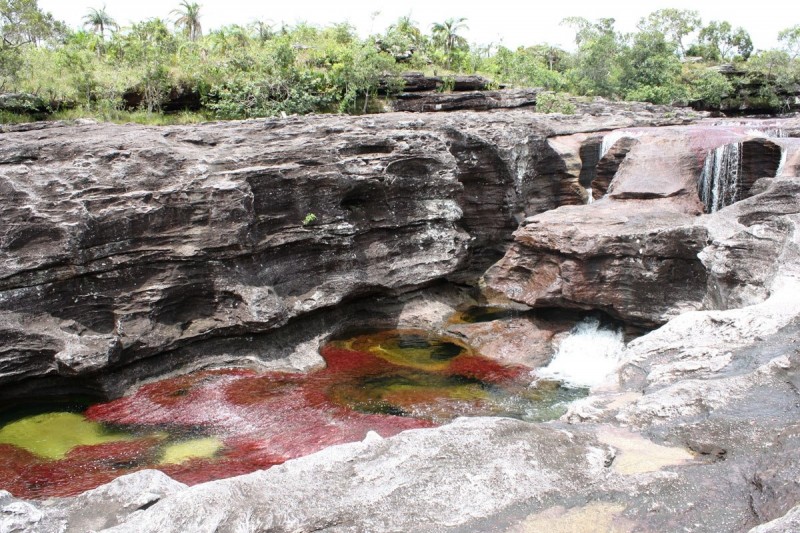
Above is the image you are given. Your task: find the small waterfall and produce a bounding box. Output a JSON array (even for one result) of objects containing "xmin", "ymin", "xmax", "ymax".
[
  {"xmin": 699, "ymin": 143, "xmax": 742, "ymax": 213},
  {"xmin": 776, "ymin": 148, "xmax": 788, "ymax": 178},
  {"xmin": 586, "ymin": 187, "xmax": 593, "ymax": 204},
  {"xmin": 535, "ymin": 317, "xmax": 625, "ymax": 389},
  {"xmin": 599, "ymin": 130, "xmax": 642, "ymax": 159}
]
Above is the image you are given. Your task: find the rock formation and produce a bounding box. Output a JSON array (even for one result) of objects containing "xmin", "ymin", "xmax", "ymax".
[
  {"xmin": 0, "ymin": 107, "xmax": 702, "ymax": 401},
  {"xmin": 485, "ymin": 122, "xmax": 800, "ymax": 326}
]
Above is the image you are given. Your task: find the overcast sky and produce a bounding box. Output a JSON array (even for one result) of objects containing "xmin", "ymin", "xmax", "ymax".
[{"xmin": 38, "ymin": 0, "xmax": 790, "ymax": 51}]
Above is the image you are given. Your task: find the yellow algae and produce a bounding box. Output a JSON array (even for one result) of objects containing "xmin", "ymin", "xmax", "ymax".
[
  {"xmin": 0, "ymin": 412, "xmax": 133, "ymax": 460},
  {"xmin": 361, "ymin": 330, "xmax": 471, "ymax": 371},
  {"xmin": 381, "ymin": 381, "xmax": 490, "ymax": 404},
  {"xmin": 598, "ymin": 426, "xmax": 695, "ymax": 474},
  {"xmin": 160, "ymin": 437, "xmax": 223, "ymax": 464},
  {"xmin": 509, "ymin": 503, "xmax": 635, "ymax": 533}
]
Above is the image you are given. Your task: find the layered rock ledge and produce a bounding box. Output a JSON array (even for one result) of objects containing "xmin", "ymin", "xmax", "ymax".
[{"xmin": 0, "ymin": 107, "xmax": 703, "ymax": 400}]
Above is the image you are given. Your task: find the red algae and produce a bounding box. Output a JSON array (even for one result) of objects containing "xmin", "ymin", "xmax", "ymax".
[{"xmin": 0, "ymin": 329, "xmax": 585, "ymax": 499}]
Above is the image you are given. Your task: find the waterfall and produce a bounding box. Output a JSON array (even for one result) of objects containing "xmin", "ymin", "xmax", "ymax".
[
  {"xmin": 586, "ymin": 187, "xmax": 594, "ymax": 204},
  {"xmin": 535, "ymin": 317, "xmax": 625, "ymax": 389},
  {"xmin": 699, "ymin": 143, "xmax": 742, "ymax": 213},
  {"xmin": 599, "ymin": 130, "xmax": 642, "ymax": 159},
  {"xmin": 776, "ymin": 148, "xmax": 788, "ymax": 178}
]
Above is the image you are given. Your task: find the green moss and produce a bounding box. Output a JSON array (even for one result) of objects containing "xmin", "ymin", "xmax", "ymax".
[
  {"xmin": 0, "ymin": 412, "xmax": 133, "ymax": 460},
  {"xmin": 160, "ymin": 437, "xmax": 223, "ymax": 464}
]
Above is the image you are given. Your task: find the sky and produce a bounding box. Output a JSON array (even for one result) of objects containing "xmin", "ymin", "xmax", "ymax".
[{"xmin": 38, "ymin": 0, "xmax": 790, "ymax": 52}]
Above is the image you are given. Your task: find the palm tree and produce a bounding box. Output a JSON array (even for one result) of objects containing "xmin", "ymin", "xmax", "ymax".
[
  {"xmin": 172, "ymin": 1, "xmax": 202, "ymax": 41},
  {"xmin": 83, "ymin": 5, "xmax": 117, "ymax": 39},
  {"xmin": 389, "ymin": 15, "xmax": 422, "ymax": 47},
  {"xmin": 431, "ymin": 17, "xmax": 468, "ymax": 54}
]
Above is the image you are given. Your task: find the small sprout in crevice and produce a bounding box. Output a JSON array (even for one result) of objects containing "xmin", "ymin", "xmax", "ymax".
[{"xmin": 302, "ymin": 213, "xmax": 318, "ymax": 226}]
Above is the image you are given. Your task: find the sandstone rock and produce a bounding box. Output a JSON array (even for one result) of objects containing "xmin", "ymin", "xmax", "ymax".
[
  {"xmin": 379, "ymin": 73, "xmax": 495, "ymax": 94},
  {"xmin": 94, "ymin": 418, "xmax": 605, "ymax": 533},
  {"xmin": 445, "ymin": 311, "xmax": 575, "ymax": 367},
  {"xmin": 483, "ymin": 199, "xmax": 709, "ymax": 326},
  {"xmin": 5, "ymin": 109, "xmax": 800, "ymax": 533},
  {"xmin": 391, "ymin": 88, "xmax": 539, "ymax": 113},
  {"xmin": 485, "ymin": 121, "xmax": 799, "ymax": 326},
  {"xmin": 0, "ymin": 93, "xmax": 48, "ymax": 115},
  {"xmin": 1, "ymin": 491, "xmax": 43, "ymax": 533},
  {"xmin": 0, "ymin": 108, "xmax": 705, "ymax": 398},
  {"xmin": 37, "ymin": 470, "xmax": 187, "ymax": 533},
  {"xmin": 749, "ymin": 505, "xmax": 800, "ymax": 533}
]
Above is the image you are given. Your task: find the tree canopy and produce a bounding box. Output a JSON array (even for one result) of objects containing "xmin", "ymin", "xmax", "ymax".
[{"xmin": 1, "ymin": 3, "xmax": 799, "ymax": 122}]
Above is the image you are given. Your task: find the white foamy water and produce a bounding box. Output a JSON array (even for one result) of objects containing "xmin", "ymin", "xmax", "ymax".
[
  {"xmin": 599, "ymin": 130, "xmax": 643, "ymax": 159},
  {"xmin": 744, "ymin": 128, "xmax": 786, "ymax": 139},
  {"xmin": 535, "ymin": 318, "xmax": 626, "ymax": 389}
]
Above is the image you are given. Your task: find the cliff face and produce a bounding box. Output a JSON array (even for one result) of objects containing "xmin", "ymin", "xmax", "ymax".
[{"xmin": 0, "ymin": 108, "xmax": 703, "ymax": 399}]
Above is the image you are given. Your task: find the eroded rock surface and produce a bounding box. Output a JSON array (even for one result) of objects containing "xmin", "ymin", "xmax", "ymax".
[
  {"xmin": 485, "ymin": 121, "xmax": 800, "ymax": 326},
  {"xmin": 0, "ymin": 108, "xmax": 705, "ymax": 399}
]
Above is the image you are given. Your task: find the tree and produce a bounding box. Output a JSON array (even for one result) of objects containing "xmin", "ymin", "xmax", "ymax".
[
  {"xmin": 83, "ymin": 5, "xmax": 117, "ymax": 40},
  {"xmin": 172, "ymin": 1, "xmax": 202, "ymax": 42},
  {"xmin": 637, "ymin": 8, "xmax": 700, "ymax": 57},
  {"xmin": 746, "ymin": 50, "xmax": 797, "ymax": 111},
  {"xmin": 388, "ymin": 15, "xmax": 422, "ymax": 47},
  {"xmin": 1, "ymin": 0, "xmax": 65, "ymax": 49},
  {"xmin": 1, "ymin": 0, "xmax": 65, "ymax": 87},
  {"xmin": 250, "ymin": 20, "xmax": 274, "ymax": 42},
  {"xmin": 621, "ymin": 29, "xmax": 683, "ymax": 104},
  {"xmin": 431, "ymin": 17, "xmax": 468, "ymax": 55},
  {"xmin": 561, "ymin": 17, "xmax": 625, "ymax": 97},
  {"xmin": 692, "ymin": 21, "xmax": 753, "ymax": 61},
  {"xmin": 778, "ymin": 25, "xmax": 800, "ymax": 59}
]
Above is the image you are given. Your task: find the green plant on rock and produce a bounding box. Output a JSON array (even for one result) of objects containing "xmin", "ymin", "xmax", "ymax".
[
  {"xmin": 302, "ymin": 213, "xmax": 317, "ymax": 226},
  {"xmin": 535, "ymin": 91, "xmax": 575, "ymax": 114}
]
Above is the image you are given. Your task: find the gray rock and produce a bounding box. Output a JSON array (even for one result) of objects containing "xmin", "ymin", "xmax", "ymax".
[
  {"xmin": 99, "ymin": 418, "xmax": 605, "ymax": 533},
  {"xmin": 44, "ymin": 470, "xmax": 187, "ymax": 533},
  {"xmin": 1, "ymin": 491, "xmax": 43, "ymax": 533},
  {"xmin": 0, "ymin": 107, "xmax": 705, "ymax": 399},
  {"xmin": 749, "ymin": 505, "xmax": 800, "ymax": 533}
]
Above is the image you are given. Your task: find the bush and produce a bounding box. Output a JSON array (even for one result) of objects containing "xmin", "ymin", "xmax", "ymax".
[{"xmin": 535, "ymin": 91, "xmax": 576, "ymax": 114}]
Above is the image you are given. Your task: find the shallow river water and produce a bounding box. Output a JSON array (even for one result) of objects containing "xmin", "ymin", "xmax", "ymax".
[{"xmin": 0, "ymin": 328, "xmax": 586, "ymax": 499}]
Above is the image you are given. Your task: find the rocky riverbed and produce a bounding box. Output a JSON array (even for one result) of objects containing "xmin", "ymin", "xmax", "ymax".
[{"xmin": 1, "ymin": 101, "xmax": 800, "ymax": 532}]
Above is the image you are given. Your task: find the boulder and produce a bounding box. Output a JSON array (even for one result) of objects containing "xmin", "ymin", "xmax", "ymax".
[{"xmin": 391, "ymin": 88, "xmax": 539, "ymax": 112}]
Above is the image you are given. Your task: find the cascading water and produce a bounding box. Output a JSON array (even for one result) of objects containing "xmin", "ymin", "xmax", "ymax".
[
  {"xmin": 535, "ymin": 317, "xmax": 626, "ymax": 389},
  {"xmin": 744, "ymin": 128, "xmax": 786, "ymax": 139},
  {"xmin": 599, "ymin": 130, "xmax": 643, "ymax": 159},
  {"xmin": 699, "ymin": 143, "xmax": 742, "ymax": 213},
  {"xmin": 776, "ymin": 148, "xmax": 788, "ymax": 178}
]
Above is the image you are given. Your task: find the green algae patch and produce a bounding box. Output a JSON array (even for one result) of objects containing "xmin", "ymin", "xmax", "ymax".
[
  {"xmin": 0, "ymin": 412, "xmax": 133, "ymax": 460},
  {"xmin": 160, "ymin": 437, "xmax": 224, "ymax": 465},
  {"xmin": 336, "ymin": 330, "xmax": 472, "ymax": 372}
]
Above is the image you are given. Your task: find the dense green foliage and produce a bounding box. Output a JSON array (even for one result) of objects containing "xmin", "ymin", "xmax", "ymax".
[{"xmin": 1, "ymin": 3, "xmax": 799, "ymax": 122}]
